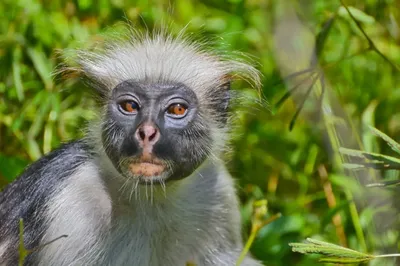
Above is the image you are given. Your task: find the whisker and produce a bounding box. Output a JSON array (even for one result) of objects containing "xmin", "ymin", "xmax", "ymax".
[
  {"xmin": 135, "ymin": 179, "xmax": 140, "ymax": 202},
  {"xmin": 118, "ymin": 174, "xmax": 131, "ymax": 193},
  {"xmin": 160, "ymin": 180, "xmax": 166, "ymax": 198},
  {"xmin": 129, "ymin": 178, "xmax": 138, "ymax": 203},
  {"xmin": 145, "ymin": 181, "xmax": 149, "ymax": 201},
  {"xmin": 151, "ymin": 179, "xmax": 154, "ymax": 205}
]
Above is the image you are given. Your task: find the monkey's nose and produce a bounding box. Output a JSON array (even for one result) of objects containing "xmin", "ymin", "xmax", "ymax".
[{"xmin": 135, "ymin": 123, "xmax": 160, "ymax": 146}]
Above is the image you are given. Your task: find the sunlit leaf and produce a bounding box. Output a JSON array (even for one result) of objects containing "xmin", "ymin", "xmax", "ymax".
[
  {"xmin": 27, "ymin": 46, "xmax": 54, "ymax": 90},
  {"xmin": 338, "ymin": 6, "xmax": 375, "ymax": 24},
  {"xmin": 12, "ymin": 47, "xmax": 24, "ymax": 101},
  {"xmin": 368, "ymin": 126, "xmax": 400, "ymax": 155},
  {"xmin": 290, "ymin": 238, "xmax": 375, "ymax": 264}
]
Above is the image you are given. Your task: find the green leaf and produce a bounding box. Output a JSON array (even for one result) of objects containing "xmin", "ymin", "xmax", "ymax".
[
  {"xmin": 339, "ymin": 147, "xmax": 400, "ymax": 170},
  {"xmin": 26, "ymin": 46, "xmax": 53, "ymax": 90},
  {"xmin": 361, "ymin": 101, "xmax": 378, "ymax": 152},
  {"xmin": 289, "ymin": 238, "xmax": 375, "ymax": 264},
  {"xmin": 12, "ymin": 47, "xmax": 24, "ymax": 101},
  {"xmin": 368, "ymin": 126, "xmax": 400, "ymax": 155},
  {"xmin": 366, "ymin": 180, "xmax": 400, "ymax": 188},
  {"xmin": 315, "ymin": 16, "xmax": 336, "ymax": 59},
  {"xmin": 78, "ymin": 0, "xmax": 93, "ymax": 10},
  {"xmin": 338, "ymin": 6, "xmax": 375, "ymax": 24},
  {"xmin": 26, "ymin": 138, "xmax": 42, "ymax": 160},
  {"xmin": 28, "ymin": 95, "xmax": 52, "ymax": 138},
  {"xmin": 329, "ymin": 174, "xmax": 361, "ymax": 192},
  {"xmin": 319, "ymin": 257, "xmax": 373, "ymax": 263},
  {"xmin": 11, "ymin": 90, "xmax": 47, "ymax": 132}
]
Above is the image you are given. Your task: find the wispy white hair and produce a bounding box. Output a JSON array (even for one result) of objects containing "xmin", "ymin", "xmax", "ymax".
[{"xmin": 73, "ymin": 27, "xmax": 261, "ymax": 99}]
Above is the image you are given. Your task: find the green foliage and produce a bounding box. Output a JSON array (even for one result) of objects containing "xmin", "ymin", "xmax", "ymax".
[
  {"xmin": 2, "ymin": 0, "xmax": 400, "ymax": 265},
  {"xmin": 290, "ymin": 238, "xmax": 400, "ymax": 264},
  {"xmin": 340, "ymin": 126, "xmax": 400, "ymax": 187}
]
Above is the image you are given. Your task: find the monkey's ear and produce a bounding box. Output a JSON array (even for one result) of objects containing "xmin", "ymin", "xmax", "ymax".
[
  {"xmin": 220, "ymin": 81, "xmax": 231, "ymax": 112},
  {"xmin": 207, "ymin": 81, "xmax": 231, "ymax": 125},
  {"xmin": 82, "ymin": 78, "xmax": 110, "ymax": 105}
]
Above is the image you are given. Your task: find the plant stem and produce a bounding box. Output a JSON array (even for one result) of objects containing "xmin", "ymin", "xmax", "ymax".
[{"xmin": 236, "ymin": 213, "xmax": 281, "ymax": 266}]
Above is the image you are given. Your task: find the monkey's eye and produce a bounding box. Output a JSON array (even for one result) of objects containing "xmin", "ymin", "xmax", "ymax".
[
  {"xmin": 118, "ymin": 100, "xmax": 140, "ymax": 114},
  {"xmin": 166, "ymin": 103, "xmax": 188, "ymax": 117}
]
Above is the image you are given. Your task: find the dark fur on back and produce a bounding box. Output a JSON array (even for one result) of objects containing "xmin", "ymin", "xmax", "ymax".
[{"xmin": 0, "ymin": 141, "xmax": 89, "ymax": 264}]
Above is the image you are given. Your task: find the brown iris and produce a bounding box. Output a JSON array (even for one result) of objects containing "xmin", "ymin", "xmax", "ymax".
[
  {"xmin": 119, "ymin": 100, "xmax": 139, "ymax": 113},
  {"xmin": 167, "ymin": 103, "xmax": 187, "ymax": 117}
]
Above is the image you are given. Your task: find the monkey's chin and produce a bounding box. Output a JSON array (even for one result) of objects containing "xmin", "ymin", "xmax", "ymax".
[{"xmin": 127, "ymin": 162, "xmax": 168, "ymax": 184}]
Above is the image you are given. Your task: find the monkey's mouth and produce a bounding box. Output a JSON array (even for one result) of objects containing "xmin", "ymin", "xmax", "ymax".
[{"xmin": 127, "ymin": 157, "xmax": 166, "ymax": 180}]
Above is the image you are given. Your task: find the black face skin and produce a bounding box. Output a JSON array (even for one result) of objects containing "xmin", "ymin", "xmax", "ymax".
[{"xmin": 101, "ymin": 80, "xmax": 215, "ymax": 184}]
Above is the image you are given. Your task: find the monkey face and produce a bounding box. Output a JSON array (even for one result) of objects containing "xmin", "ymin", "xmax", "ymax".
[{"xmin": 101, "ymin": 80, "xmax": 221, "ymax": 184}]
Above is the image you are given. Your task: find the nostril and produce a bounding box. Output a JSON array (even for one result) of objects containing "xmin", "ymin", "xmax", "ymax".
[
  {"xmin": 136, "ymin": 123, "xmax": 159, "ymax": 144},
  {"xmin": 138, "ymin": 128, "xmax": 146, "ymax": 141},
  {"xmin": 148, "ymin": 128, "xmax": 158, "ymax": 142}
]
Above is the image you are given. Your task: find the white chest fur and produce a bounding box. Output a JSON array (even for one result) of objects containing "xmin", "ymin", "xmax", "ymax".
[{"xmin": 38, "ymin": 160, "xmax": 242, "ymax": 266}]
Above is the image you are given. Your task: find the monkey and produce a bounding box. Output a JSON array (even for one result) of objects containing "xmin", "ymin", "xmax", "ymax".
[{"xmin": 0, "ymin": 27, "xmax": 262, "ymax": 266}]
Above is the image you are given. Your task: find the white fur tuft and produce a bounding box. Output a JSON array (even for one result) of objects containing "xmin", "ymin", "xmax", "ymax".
[{"xmin": 75, "ymin": 27, "xmax": 261, "ymax": 98}]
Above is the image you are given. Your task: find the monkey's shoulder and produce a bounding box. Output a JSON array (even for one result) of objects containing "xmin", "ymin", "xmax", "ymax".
[
  {"xmin": 0, "ymin": 140, "xmax": 91, "ymax": 222},
  {"xmin": 0, "ymin": 140, "xmax": 92, "ymax": 264},
  {"xmin": 1, "ymin": 140, "xmax": 90, "ymax": 191}
]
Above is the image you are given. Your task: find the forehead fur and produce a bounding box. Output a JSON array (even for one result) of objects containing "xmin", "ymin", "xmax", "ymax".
[{"xmin": 75, "ymin": 29, "xmax": 260, "ymax": 97}]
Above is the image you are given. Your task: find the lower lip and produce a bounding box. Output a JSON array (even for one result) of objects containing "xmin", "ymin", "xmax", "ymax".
[{"xmin": 129, "ymin": 162, "xmax": 165, "ymax": 177}]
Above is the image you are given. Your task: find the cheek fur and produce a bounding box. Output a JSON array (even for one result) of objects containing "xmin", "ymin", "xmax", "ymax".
[
  {"xmin": 101, "ymin": 121, "xmax": 130, "ymax": 166},
  {"xmin": 169, "ymin": 124, "xmax": 212, "ymax": 166}
]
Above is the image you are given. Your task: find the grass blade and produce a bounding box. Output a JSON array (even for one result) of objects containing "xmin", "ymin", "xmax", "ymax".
[
  {"xmin": 368, "ymin": 126, "xmax": 400, "ymax": 155},
  {"xmin": 340, "ymin": 147, "xmax": 400, "ymax": 170},
  {"xmin": 27, "ymin": 46, "xmax": 54, "ymax": 90},
  {"xmin": 12, "ymin": 48, "xmax": 24, "ymax": 101}
]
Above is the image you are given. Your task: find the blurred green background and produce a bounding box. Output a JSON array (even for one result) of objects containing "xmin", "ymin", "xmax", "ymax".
[{"xmin": 1, "ymin": 0, "xmax": 400, "ymax": 265}]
